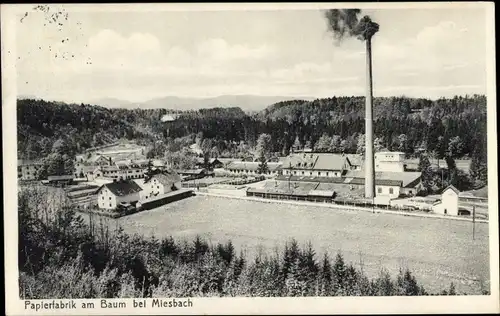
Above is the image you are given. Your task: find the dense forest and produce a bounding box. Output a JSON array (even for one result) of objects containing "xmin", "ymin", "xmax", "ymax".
[
  {"xmin": 17, "ymin": 95, "xmax": 487, "ymax": 165},
  {"xmin": 20, "ymin": 186, "xmax": 474, "ymax": 298}
]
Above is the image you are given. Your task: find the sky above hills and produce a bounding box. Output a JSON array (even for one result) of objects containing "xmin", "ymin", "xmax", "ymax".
[{"xmin": 13, "ymin": 4, "xmax": 489, "ymax": 104}]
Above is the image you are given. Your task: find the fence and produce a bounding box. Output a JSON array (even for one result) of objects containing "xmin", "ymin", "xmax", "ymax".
[{"xmin": 246, "ymin": 190, "xmax": 432, "ymax": 213}]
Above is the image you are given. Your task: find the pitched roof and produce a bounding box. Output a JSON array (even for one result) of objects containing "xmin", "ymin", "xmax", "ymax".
[
  {"xmin": 313, "ymin": 154, "xmax": 350, "ymax": 170},
  {"xmin": 144, "ymin": 171, "xmax": 181, "ymax": 185},
  {"xmin": 88, "ymin": 155, "xmax": 109, "ymax": 163},
  {"xmin": 343, "ymin": 171, "xmax": 421, "ymax": 188},
  {"xmin": 281, "ymin": 153, "xmax": 349, "ymax": 171},
  {"xmin": 101, "ymin": 166, "xmax": 120, "ymax": 172},
  {"xmin": 443, "ymin": 185, "xmax": 460, "ymax": 195},
  {"xmin": 98, "ymin": 180, "xmax": 143, "ymax": 197},
  {"xmin": 343, "ymin": 154, "xmax": 363, "ymax": 166}
]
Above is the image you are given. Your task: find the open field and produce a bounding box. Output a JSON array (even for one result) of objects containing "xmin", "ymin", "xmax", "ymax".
[{"xmin": 78, "ymin": 195, "xmax": 490, "ymax": 295}]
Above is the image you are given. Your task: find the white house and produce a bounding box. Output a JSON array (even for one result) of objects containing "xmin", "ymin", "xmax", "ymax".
[
  {"xmin": 281, "ymin": 153, "xmax": 351, "ymax": 178},
  {"xmin": 96, "ymin": 179, "xmax": 143, "ymax": 210},
  {"xmin": 375, "ymin": 151, "xmax": 406, "ymax": 172},
  {"xmin": 142, "ymin": 171, "xmax": 182, "ymax": 199},
  {"xmin": 432, "ymin": 185, "xmax": 460, "ymax": 216}
]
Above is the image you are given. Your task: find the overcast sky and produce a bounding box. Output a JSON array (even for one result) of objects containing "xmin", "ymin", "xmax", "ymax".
[{"xmin": 15, "ymin": 5, "xmax": 488, "ymax": 103}]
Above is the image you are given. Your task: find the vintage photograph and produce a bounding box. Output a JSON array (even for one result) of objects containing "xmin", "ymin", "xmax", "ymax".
[{"xmin": 3, "ymin": 2, "xmax": 498, "ymax": 314}]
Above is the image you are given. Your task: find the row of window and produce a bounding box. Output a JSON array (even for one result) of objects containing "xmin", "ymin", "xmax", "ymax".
[
  {"xmin": 284, "ymin": 170, "xmax": 340, "ymax": 177},
  {"xmin": 228, "ymin": 169, "xmax": 278, "ymax": 174}
]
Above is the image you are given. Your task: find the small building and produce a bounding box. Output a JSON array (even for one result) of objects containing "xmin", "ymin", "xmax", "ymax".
[
  {"xmin": 143, "ymin": 171, "xmax": 182, "ymax": 199},
  {"xmin": 18, "ymin": 159, "xmax": 44, "ymax": 181},
  {"xmin": 375, "ymin": 151, "xmax": 406, "ymax": 172},
  {"xmin": 46, "ymin": 175, "xmax": 74, "ymax": 186},
  {"xmin": 88, "ymin": 155, "xmax": 112, "ymax": 166},
  {"xmin": 96, "ymin": 179, "xmax": 143, "ymax": 210},
  {"xmin": 432, "ymin": 185, "xmax": 460, "ymax": 216},
  {"xmin": 177, "ymin": 169, "xmax": 206, "ymax": 180}
]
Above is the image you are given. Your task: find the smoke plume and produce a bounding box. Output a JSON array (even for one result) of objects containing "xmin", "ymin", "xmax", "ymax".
[{"xmin": 324, "ymin": 9, "xmax": 379, "ymax": 42}]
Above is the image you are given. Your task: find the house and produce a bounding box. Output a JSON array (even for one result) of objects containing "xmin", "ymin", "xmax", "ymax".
[
  {"xmin": 18, "ymin": 159, "xmax": 44, "ymax": 181},
  {"xmin": 88, "ymin": 155, "xmax": 112, "ymax": 166},
  {"xmin": 432, "ymin": 185, "xmax": 460, "ymax": 216},
  {"xmin": 281, "ymin": 153, "xmax": 351, "ymax": 178},
  {"xmin": 96, "ymin": 179, "xmax": 143, "ymax": 210},
  {"xmin": 343, "ymin": 154, "xmax": 363, "ymax": 171},
  {"xmin": 142, "ymin": 171, "xmax": 182, "ymax": 199},
  {"xmin": 225, "ymin": 161, "xmax": 282, "ymax": 176}
]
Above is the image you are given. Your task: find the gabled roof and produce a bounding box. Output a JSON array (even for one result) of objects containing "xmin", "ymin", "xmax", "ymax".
[
  {"xmin": 101, "ymin": 166, "xmax": 120, "ymax": 172},
  {"xmin": 280, "ymin": 153, "xmax": 349, "ymax": 171},
  {"xmin": 144, "ymin": 171, "xmax": 181, "ymax": 185},
  {"xmin": 443, "ymin": 185, "xmax": 460, "ymax": 195},
  {"xmin": 88, "ymin": 155, "xmax": 109, "ymax": 163},
  {"xmin": 97, "ymin": 180, "xmax": 143, "ymax": 197},
  {"xmin": 313, "ymin": 154, "xmax": 350, "ymax": 171},
  {"xmin": 343, "ymin": 171, "xmax": 421, "ymax": 188}
]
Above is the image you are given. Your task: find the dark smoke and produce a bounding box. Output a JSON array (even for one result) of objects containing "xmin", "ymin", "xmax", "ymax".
[{"xmin": 324, "ymin": 9, "xmax": 379, "ymax": 42}]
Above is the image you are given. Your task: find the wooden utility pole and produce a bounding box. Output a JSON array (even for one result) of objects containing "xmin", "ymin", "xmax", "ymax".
[{"xmin": 472, "ymin": 205, "xmax": 476, "ymax": 240}]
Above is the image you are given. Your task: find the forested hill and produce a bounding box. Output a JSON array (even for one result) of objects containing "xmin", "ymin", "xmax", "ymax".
[
  {"xmin": 16, "ymin": 99, "xmax": 155, "ymax": 159},
  {"xmin": 17, "ymin": 95, "xmax": 487, "ymax": 161}
]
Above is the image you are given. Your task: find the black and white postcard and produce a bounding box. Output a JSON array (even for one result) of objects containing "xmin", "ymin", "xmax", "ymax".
[{"xmin": 2, "ymin": 2, "xmax": 499, "ymax": 315}]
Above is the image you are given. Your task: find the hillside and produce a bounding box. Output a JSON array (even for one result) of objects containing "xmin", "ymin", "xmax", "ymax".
[
  {"xmin": 92, "ymin": 95, "xmax": 315, "ymax": 112},
  {"xmin": 16, "ymin": 99, "xmax": 154, "ymax": 160}
]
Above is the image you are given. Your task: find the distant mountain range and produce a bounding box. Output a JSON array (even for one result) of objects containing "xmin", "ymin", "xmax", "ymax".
[{"xmin": 90, "ymin": 95, "xmax": 317, "ymax": 112}]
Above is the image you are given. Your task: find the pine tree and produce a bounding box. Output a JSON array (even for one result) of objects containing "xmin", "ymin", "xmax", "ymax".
[
  {"xmin": 418, "ymin": 153, "xmax": 434, "ymax": 193},
  {"xmin": 257, "ymin": 151, "xmax": 269, "ymax": 175},
  {"xmin": 470, "ymin": 139, "xmax": 487, "ymax": 187}
]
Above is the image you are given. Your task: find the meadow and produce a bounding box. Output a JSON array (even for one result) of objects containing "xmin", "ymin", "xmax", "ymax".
[{"xmin": 79, "ymin": 195, "xmax": 490, "ymax": 295}]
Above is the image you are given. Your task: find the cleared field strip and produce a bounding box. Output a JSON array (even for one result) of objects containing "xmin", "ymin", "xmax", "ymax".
[{"xmin": 195, "ymin": 191, "xmax": 489, "ymax": 224}]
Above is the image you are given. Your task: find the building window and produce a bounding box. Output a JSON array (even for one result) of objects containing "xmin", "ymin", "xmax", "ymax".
[
  {"xmin": 109, "ymin": 197, "xmax": 111, "ymax": 200},
  {"xmin": 109, "ymin": 203, "xmax": 112, "ymax": 207},
  {"xmin": 409, "ymin": 190, "xmax": 413, "ymax": 194},
  {"xmin": 389, "ymin": 188, "xmax": 394, "ymax": 194},
  {"xmin": 301, "ymin": 171, "xmax": 304, "ymax": 175},
  {"xmin": 310, "ymin": 172, "xmax": 313, "ymax": 176},
  {"xmin": 318, "ymin": 172, "xmax": 321, "ymax": 176},
  {"xmin": 102, "ymin": 196, "xmax": 104, "ymax": 200},
  {"xmin": 377, "ymin": 187, "xmax": 382, "ymax": 193},
  {"xmin": 326, "ymin": 172, "xmax": 329, "ymax": 176}
]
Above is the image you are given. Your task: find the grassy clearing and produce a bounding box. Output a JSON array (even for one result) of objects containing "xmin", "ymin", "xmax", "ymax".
[{"xmin": 79, "ymin": 195, "xmax": 490, "ymax": 294}]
